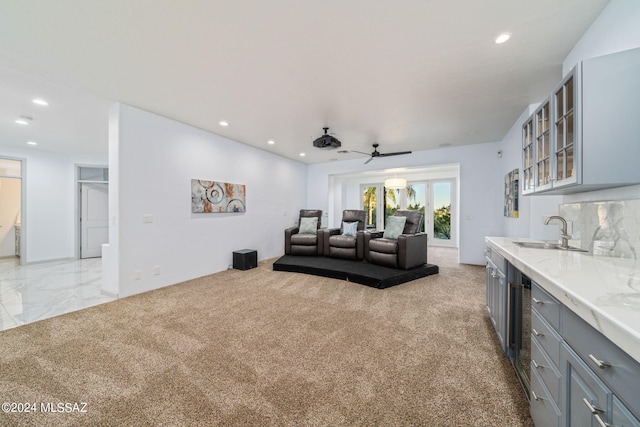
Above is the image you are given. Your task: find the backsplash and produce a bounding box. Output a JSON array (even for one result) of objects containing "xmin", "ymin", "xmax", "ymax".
[{"xmin": 560, "ymin": 200, "xmax": 640, "ymax": 259}]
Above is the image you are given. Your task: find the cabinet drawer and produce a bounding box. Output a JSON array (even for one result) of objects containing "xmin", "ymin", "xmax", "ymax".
[
  {"xmin": 489, "ymin": 248, "xmax": 506, "ymax": 274},
  {"xmin": 531, "ymin": 336, "xmax": 562, "ymax": 405},
  {"xmin": 563, "ymin": 306, "xmax": 640, "ymax": 419},
  {"xmin": 531, "ymin": 282, "xmax": 561, "ymax": 331},
  {"xmin": 531, "ymin": 308, "xmax": 562, "ymax": 367},
  {"xmin": 530, "ymin": 368, "xmax": 561, "ymax": 427}
]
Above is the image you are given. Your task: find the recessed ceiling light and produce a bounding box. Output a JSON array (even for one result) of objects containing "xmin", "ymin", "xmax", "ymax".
[
  {"xmin": 15, "ymin": 117, "xmax": 31, "ymax": 125},
  {"xmin": 26, "ymin": 141, "xmax": 38, "ymax": 145},
  {"xmin": 219, "ymin": 121, "xmax": 228, "ymax": 126},
  {"xmin": 495, "ymin": 33, "xmax": 511, "ymax": 44},
  {"xmin": 299, "ymin": 152, "xmax": 306, "ymax": 157},
  {"xmin": 268, "ymin": 140, "xmax": 275, "ymax": 145},
  {"xmin": 32, "ymin": 98, "xmax": 49, "ymax": 106}
]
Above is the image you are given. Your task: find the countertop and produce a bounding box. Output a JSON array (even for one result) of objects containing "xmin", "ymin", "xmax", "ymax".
[{"xmin": 485, "ymin": 236, "xmax": 640, "ymax": 365}]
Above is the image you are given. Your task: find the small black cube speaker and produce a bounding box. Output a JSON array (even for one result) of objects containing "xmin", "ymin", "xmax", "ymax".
[{"xmin": 233, "ymin": 249, "xmax": 257, "ymax": 270}]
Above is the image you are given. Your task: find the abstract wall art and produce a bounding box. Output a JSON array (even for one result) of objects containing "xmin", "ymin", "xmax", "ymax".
[
  {"xmin": 504, "ymin": 168, "xmax": 519, "ymax": 218},
  {"xmin": 191, "ymin": 179, "xmax": 246, "ymax": 213}
]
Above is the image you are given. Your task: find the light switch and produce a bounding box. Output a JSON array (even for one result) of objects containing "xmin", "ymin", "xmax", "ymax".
[{"xmin": 143, "ymin": 214, "xmax": 153, "ymax": 223}]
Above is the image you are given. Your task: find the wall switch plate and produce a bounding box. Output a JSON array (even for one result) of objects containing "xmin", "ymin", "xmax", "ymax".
[
  {"xmin": 143, "ymin": 214, "xmax": 153, "ymax": 223},
  {"xmin": 134, "ymin": 270, "xmax": 141, "ymax": 280},
  {"xmin": 152, "ymin": 266, "xmax": 161, "ymax": 275}
]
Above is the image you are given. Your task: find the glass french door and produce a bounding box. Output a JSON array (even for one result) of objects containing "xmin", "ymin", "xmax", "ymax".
[
  {"xmin": 361, "ymin": 179, "xmax": 456, "ymax": 247},
  {"xmin": 361, "ymin": 185, "xmax": 379, "ymax": 230},
  {"xmin": 431, "ymin": 180, "xmax": 455, "ymax": 247}
]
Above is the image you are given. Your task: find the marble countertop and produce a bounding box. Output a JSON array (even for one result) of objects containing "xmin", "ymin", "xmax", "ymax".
[{"xmin": 485, "ymin": 236, "xmax": 640, "ymax": 364}]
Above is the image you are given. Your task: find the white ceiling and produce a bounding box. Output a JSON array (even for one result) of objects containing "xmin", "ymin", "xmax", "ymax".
[{"xmin": 0, "ymin": 0, "xmax": 610, "ymax": 164}]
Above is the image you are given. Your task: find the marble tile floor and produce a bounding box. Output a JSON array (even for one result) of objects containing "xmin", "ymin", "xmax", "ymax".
[{"xmin": 0, "ymin": 257, "xmax": 115, "ymax": 332}]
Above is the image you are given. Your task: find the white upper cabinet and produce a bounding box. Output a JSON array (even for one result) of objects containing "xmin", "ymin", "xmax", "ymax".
[{"xmin": 523, "ymin": 47, "xmax": 640, "ymax": 195}]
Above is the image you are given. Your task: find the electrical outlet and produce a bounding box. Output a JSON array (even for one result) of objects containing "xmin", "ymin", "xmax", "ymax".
[
  {"xmin": 143, "ymin": 214, "xmax": 153, "ymax": 223},
  {"xmin": 134, "ymin": 270, "xmax": 141, "ymax": 280},
  {"xmin": 152, "ymin": 266, "xmax": 161, "ymax": 275}
]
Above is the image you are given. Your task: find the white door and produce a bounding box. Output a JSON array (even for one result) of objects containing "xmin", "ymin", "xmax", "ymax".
[{"xmin": 80, "ymin": 183, "xmax": 109, "ymax": 258}]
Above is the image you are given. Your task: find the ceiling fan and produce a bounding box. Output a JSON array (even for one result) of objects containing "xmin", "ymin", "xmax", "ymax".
[{"xmin": 340, "ymin": 143, "xmax": 412, "ymax": 164}]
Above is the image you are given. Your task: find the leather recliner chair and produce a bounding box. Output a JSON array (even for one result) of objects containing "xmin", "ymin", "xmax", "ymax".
[
  {"xmin": 284, "ymin": 209, "xmax": 323, "ymax": 256},
  {"xmin": 364, "ymin": 210, "xmax": 428, "ymax": 269},
  {"xmin": 323, "ymin": 209, "xmax": 367, "ymax": 260}
]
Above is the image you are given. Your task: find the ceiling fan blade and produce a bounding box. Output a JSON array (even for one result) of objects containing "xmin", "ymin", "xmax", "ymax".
[
  {"xmin": 349, "ymin": 150, "xmax": 371, "ymax": 155},
  {"xmin": 378, "ymin": 151, "xmax": 412, "ymax": 157},
  {"xmin": 363, "ymin": 157, "xmax": 374, "ymax": 165}
]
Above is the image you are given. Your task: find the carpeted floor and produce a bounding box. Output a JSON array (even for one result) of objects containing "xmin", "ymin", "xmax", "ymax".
[{"xmin": 0, "ymin": 247, "xmax": 532, "ymax": 426}]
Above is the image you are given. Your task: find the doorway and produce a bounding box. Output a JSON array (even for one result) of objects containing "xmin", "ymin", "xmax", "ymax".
[
  {"xmin": 0, "ymin": 158, "xmax": 23, "ymax": 261},
  {"xmin": 360, "ymin": 178, "xmax": 457, "ymax": 247},
  {"xmin": 77, "ymin": 166, "xmax": 109, "ymax": 259}
]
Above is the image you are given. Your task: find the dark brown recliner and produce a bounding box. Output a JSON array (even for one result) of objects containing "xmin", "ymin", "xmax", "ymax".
[
  {"xmin": 364, "ymin": 210, "xmax": 428, "ymax": 269},
  {"xmin": 323, "ymin": 209, "xmax": 367, "ymax": 260},
  {"xmin": 284, "ymin": 210, "xmax": 323, "ymax": 256}
]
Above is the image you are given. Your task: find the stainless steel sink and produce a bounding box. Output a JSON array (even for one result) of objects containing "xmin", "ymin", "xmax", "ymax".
[{"xmin": 513, "ymin": 241, "xmax": 588, "ymax": 252}]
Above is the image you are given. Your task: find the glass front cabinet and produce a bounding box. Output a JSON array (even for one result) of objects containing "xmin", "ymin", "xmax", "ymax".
[
  {"xmin": 522, "ymin": 47, "xmax": 640, "ymax": 195},
  {"xmin": 521, "ymin": 116, "xmax": 535, "ymax": 195}
]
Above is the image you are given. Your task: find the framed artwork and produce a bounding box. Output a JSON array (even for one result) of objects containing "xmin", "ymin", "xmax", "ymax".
[
  {"xmin": 191, "ymin": 179, "xmax": 246, "ymax": 213},
  {"xmin": 504, "ymin": 169, "xmax": 519, "ymax": 218}
]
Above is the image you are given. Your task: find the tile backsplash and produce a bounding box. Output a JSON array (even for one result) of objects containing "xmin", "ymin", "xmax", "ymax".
[{"xmin": 560, "ymin": 200, "xmax": 640, "ymax": 259}]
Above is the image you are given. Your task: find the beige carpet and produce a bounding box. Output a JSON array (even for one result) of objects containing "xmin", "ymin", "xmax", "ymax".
[{"xmin": 0, "ymin": 247, "xmax": 532, "ymax": 426}]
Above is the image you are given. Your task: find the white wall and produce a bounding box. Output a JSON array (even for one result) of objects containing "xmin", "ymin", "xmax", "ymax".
[
  {"xmin": 0, "ymin": 145, "xmax": 107, "ymax": 263},
  {"xmin": 110, "ymin": 104, "xmax": 307, "ymax": 298},
  {"xmin": 308, "ymin": 142, "xmax": 503, "ymax": 265},
  {"xmin": 563, "ymin": 0, "xmax": 640, "ymax": 76}
]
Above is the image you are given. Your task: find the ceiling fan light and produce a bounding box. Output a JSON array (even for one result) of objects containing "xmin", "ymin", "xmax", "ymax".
[{"xmin": 385, "ymin": 177, "xmax": 407, "ymax": 189}]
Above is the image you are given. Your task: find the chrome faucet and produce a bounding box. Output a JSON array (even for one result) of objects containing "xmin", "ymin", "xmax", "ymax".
[{"xmin": 545, "ymin": 216, "xmax": 571, "ymax": 249}]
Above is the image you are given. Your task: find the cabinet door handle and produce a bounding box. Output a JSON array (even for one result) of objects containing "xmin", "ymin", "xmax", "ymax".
[
  {"xmin": 532, "ymin": 359, "xmax": 544, "ymax": 369},
  {"xmin": 532, "ymin": 298, "xmax": 544, "ymax": 305},
  {"xmin": 588, "ymin": 354, "xmax": 611, "ymax": 369},
  {"xmin": 594, "ymin": 414, "xmax": 612, "ymax": 427},
  {"xmin": 583, "ymin": 398, "xmax": 604, "ymax": 414},
  {"xmin": 532, "ymin": 329, "xmax": 544, "ymax": 337},
  {"xmin": 531, "ymin": 390, "xmax": 545, "ymax": 401}
]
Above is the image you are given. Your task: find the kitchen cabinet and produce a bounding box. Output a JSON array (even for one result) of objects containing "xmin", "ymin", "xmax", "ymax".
[
  {"xmin": 530, "ymin": 281, "xmax": 562, "ymax": 427},
  {"xmin": 528, "ymin": 288, "xmax": 640, "ymax": 427},
  {"xmin": 522, "ymin": 115, "xmax": 535, "ymax": 194},
  {"xmin": 522, "ymin": 47, "xmax": 640, "ymax": 195},
  {"xmin": 562, "ymin": 343, "xmax": 612, "ymax": 427},
  {"xmin": 562, "ymin": 306, "xmax": 640, "ymax": 426},
  {"xmin": 485, "ymin": 247, "xmax": 507, "ymax": 353},
  {"xmin": 485, "ymin": 237, "xmax": 640, "ymax": 426}
]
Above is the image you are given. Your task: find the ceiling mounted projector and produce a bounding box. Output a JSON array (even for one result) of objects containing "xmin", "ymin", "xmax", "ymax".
[{"xmin": 313, "ymin": 127, "xmax": 342, "ymax": 149}]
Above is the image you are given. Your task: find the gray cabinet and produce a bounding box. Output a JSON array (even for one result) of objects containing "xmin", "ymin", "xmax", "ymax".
[
  {"xmin": 527, "ymin": 283, "xmax": 640, "ymax": 427},
  {"xmin": 485, "ymin": 247, "xmax": 507, "ymax": 353},
  {"xmin": 562, "ymin": 343, "xmax": 611, "ymax": 427},
  {"xmin": 522, "ymin": 47, "xmax": 640, "ymax": 195},
  {"xmin": 530, "ymin": 281, "xmax": 562, "ymax": 427},
  {"xmin": 562, "ymin": 306, "xmax": 640, "ymax": 426}
]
